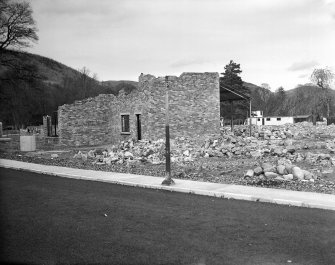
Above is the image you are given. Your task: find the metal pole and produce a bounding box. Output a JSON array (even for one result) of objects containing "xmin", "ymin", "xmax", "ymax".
[
  {"xmin": 231, "ymin": 101, "xmax": 234, "ymax": 132},
  {"xmin": 162, "ymin": 76, "xmax": 174, "ymax": 185},
  {"xmin": 249, "ymin": 100, "xmax": 252, "ymax": 136}
]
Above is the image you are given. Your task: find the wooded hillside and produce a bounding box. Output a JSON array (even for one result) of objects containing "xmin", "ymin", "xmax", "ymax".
[
  {"xmin": 0, "ymin": 50, "xmax": 136, "ymax": 128},
  {"xmin": 246, "ymin": 82, "xmax": 335, "ymax": 118}
]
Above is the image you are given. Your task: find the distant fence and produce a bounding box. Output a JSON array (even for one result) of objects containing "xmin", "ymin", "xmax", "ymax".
[{"xmin": 221, "ymin": 118, "xmax": 246, "ymax": 127}]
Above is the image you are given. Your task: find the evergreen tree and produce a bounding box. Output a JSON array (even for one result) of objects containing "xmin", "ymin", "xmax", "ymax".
[
  {"xmin": 220, "ymin": 60, "xmax": 249, "ymax": 96},
  {"xmin": 220, "ymin": 60, "xmax": 250, "ymax": 121}
]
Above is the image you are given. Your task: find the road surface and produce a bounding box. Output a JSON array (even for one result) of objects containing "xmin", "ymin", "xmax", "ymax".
[{"xmin": 1, "ymin": 168, "xmax": 335, "ymax": 265}]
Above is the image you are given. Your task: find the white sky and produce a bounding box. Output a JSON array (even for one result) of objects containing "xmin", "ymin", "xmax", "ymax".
[{"xmin": 27, "ymin": 0, "xmax": 335, "ymax": 90}]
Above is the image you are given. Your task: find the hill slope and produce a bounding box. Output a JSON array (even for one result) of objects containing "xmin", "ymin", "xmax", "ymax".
[
  {"xmin": 0, "ymin": 49, "xmax": 80, "ymax": 84},
  {"xmin": 0, "ymin": 50, "xmax": 137, "ymax": 127}
]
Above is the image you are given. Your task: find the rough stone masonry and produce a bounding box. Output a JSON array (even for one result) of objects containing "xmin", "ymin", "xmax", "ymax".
[{"xmin": 58, "ymin": 72, "xmax": 220, "ymax": 146}]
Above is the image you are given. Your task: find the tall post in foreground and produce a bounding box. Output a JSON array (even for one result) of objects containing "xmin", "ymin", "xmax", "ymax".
[
  {"xmin": 231, "ymin": 101, "xmax": 234, "ymax": 132},
  {"xmin": 249, "ymin": 100, "xmax": 252, "ymax": 137},
  {"xmin": 162, "ymin": 76, "xmax": 175, "ymax": 186}
]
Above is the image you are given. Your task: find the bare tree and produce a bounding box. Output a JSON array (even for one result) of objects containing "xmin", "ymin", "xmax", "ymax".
[
  {"xmin": 310, "ymin": 68, "xmax": 334, "ymax": 119},
  {"xmin": 77, "ymin": 67, "xmax": 101, "ymax": 98},
  {"xmin": 78, "ymin": 66, "xmax": 91, "ymax": 98},
  {"xmin": 0, "ymin": 0, "xmax": 38, "ymax": 51},
  {"xmin": 311, "ymin": 68, "xmax": 334, "ymax": 89}
]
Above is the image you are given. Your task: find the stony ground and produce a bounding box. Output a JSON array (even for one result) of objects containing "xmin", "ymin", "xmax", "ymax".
[{"xmin": 1, "ymin": 122, "xmax": 335, "ymax": 194}]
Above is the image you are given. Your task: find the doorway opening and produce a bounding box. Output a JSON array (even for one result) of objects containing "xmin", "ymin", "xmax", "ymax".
[{"xmin": 136, "ymin": 114, "xmax": 141, "ymax": 140}]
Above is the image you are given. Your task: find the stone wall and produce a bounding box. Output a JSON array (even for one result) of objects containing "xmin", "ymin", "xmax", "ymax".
[
  {"xmin": 58, "ymin": 89, "xmax": 147, "ymax": 146},
  {"xmin": 58, "ymin": 72, "xmax": 220, "ymax": 146},
  {"xmin": 140, "ymin": 72, "xmax": 220, "ymax": 140}
]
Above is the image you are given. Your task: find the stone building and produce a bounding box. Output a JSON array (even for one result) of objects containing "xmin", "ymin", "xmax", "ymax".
[{"xmin": 58, "ymin": 72, "xmax": 220, "ymax": 146}]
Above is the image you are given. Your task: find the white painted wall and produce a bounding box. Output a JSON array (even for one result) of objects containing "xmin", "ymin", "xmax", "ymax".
[
  {"xmin": 247, "ymin": 116, "xmax": 294, "ymax": 126},
  {"xmin": 247, "ymin": 117, "xmax": 263, "ymax": 125},
  {"xmin": 251, "ymin": 110, "xmax": 263, "ymax": 117},
  {"xmin": 263, "ymin": 116, "xmax": 294, "ymax": 125}
]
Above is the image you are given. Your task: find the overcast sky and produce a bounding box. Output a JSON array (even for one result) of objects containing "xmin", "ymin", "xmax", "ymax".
[{"xmin": 27, "ymin": 0, "xmax": 335, "ymax": 90}]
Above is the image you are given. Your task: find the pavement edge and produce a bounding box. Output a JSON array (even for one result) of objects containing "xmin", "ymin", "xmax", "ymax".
[{"xmin": 1, "ymin": 163, "xmax": 335, "ymax": 211}]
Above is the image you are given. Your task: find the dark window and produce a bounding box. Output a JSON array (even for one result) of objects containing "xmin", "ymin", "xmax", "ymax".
[
  {"xmin": 266, "ymin": 118, "xmax": 270, "ymax": 121},
  {"xmin": 277, "ymin": 117, "xmax": 281, "ymax": 121},
  {"xmin": 121, "ymin": 115, "xmax": 130, "ymax": 133},
  {"xmin": 257, "ymin": 118, "xmax": 261, "ymax": 121}
]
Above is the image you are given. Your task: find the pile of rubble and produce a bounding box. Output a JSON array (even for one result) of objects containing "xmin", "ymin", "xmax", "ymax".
[
  {"xmin": 244, "ymin": 159, "xmax": 317, "ymax": 183},
  {"xmin": 231, "ymin": 122, "xmax": 335, "ymax": 140},
  {"xmin": 72, "ymin": 139, "xmax": 166, "ymax": 165},
  {"xmin": 70, "ymin": 122, "xmax": 335, "ymax": 166}
]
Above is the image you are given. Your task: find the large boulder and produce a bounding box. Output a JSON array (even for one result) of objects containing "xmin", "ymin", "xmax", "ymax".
[
  {"xmin": 302, "ymin": 170, "xmax": 314, "ymax": 180},
  {"xmin": 283, "ymin": 174, "xmax": 294, "ymax": 181},
  {"xmin": 285, "ymin": 164, "xmax": 294, "ymax": 174},
  {"xmin": 253, "ymin": 166, "xmax": 263, "ymax": 176},
  {"xmin": 292, "ymin": 166, "xmax": 304, "ymax": 180},
  {"xmin": 264, "ymin": 172, "xmax": 279, "ymax": 179},
  {"xmin": 262, "ymin": 163, "xmax": 276, "ymax": 173},
  {"xmin": 286, "ymin": 145, "xmax": 296, "ymax": 154},
  {"xmin": 274, "ymin": 176, "xmax": 285, "ymax": 182},
  {"xmin": 244, "ymin": 169, "xmax": 254, "ymax": 179},
  {"xmin": 276, "ymin": 165, "xmax": 286, "ymax": 175},
  {"xmin": 272, "ymin": 147, "xmax": 283, "ymax": 156}
]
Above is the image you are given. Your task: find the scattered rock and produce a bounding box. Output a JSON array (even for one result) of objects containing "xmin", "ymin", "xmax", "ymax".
[
  {"xmin": 283, "ymin": 174, "xmax": 294, "ymax": 181},
  {"xmin": 250, "ymin": 150, "xmax": 262, "ymax": 158},
  {"xmin": 88, "ymin": 150, "xmax": 95, "ymax": 158},
  {"xmin": 124, "ymin": 151, "xmax": 133, "ymax": 158},
  {"xmin": 274, "ymin": 176, "xmax": 285, "ymax": 182},
  {"xmin": 285, "ymin": 164, "xmax": 293, "ymax": 174},
  {"xmin": 244, "ymin": 169, "xmax": 254, "ymax": 179},
  {"xmin": 276, "ymin": 165, "xmax": 286, "ymax": 175},
  {"xmin": 253, "ymin": 166, "xmax": 263, "ymax": 176},
  {"xmin": 262, "ymin": 163, "xmax": 276, "ymax": 173},
  {"xmin": 286, "ymin": 145, "xmax": 296, "ymax": 154},
  {"xmin": 81, "ymin": 154, "xmax": 88, "ymax": 161},
  {"xmin": 292, "ymin": 166, "xmax": 304, "ymax": 181},
  {"xmin": 273, "ymin": 147, "xmax": 283, "ymax": 156},
  {"xmin": 264, "ymin": 172, "xmax": 279, "ymax": 179},
  {"xmin": 302, "ymin": 170, "xmax": 314, "ymax": 180}
]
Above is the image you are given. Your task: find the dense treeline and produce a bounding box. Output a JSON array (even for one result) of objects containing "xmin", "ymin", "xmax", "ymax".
[
  {"xmin": 219, "ymin": 61, "xmax": 335, "ymax": 121},
  {"xmin": 246, "ymin": 83, "xmax": 335, "ymax": 119},
  {"xmin": 0, "ymin": 50, "xmax": 136, "ymax": 128}
]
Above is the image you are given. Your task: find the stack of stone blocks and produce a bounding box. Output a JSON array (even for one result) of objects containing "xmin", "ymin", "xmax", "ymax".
[{"xmin": 58, "ymin": 72, "xmax": 220, "ymax": 146}]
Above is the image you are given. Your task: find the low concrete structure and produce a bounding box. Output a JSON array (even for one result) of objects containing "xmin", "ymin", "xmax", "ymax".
[{"xmin": 247, "ymin": 112, "xmax": 312, "ymax": 126}]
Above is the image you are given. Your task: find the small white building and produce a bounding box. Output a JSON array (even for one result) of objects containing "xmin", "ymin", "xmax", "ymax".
[
  {"xmin": 248, "ymin": 116, "xmax": 294, "ymax": 126},
  {"xmin": 251, "ymin": 110, "xmax": 263, "ymax": 117},
  {"xmin": 247, "ymin": 111, "xmax": 311, "ymax": 126}
]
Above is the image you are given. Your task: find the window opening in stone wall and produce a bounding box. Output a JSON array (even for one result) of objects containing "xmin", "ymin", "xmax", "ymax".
[
  {"xmin": 257, "ymin": 118, "xmax": 260, "ymax": 121},
  {"xmin": 266, "ymin": 118, "xmax": 270, "ymax": 121},
  {"xmin": 277, "ymin": 117, "xmax": 281, "ymax": 121},
  {"xmin": 121, "ymin": 115, "xmax": 130, "ymax": 133}
]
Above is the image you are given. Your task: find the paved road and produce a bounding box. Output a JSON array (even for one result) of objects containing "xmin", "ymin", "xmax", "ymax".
[{"xmin": 1, "ymin": 168, "xmax": 335, "ymax": 265}]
